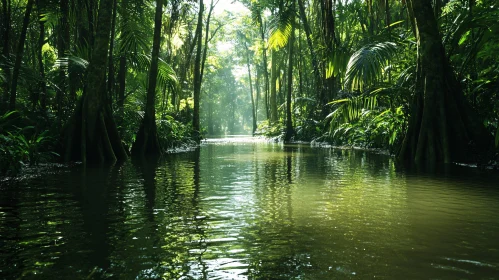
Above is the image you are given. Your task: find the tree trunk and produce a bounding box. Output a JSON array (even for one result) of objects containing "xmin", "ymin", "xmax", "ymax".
[
  {"xmin": 117, "ymin": 54, "xmax": 126, "ymax": 132},
  {"xmin": 398, "ymin": 0, "xmax": 491, "ymax": 165},
  {"xmin": 56, "ymin": 0, "xmax": 69, "ymax": 120},
  {"xmin": 178, "ymin": 29, "xmax": 199, "ymax": 111},
  {"xmin": 255, "ymin": 66, "xmax": 261, "ymax": 122},
  {"xmin": 193, "ymin": 0, "xmax": 204, "ymax": 140},
  {"xmin": 270, "ymin": 50, "xmax": 278, "ymax": 123},
  {"xmin": 284, "ymin": 22, "xmax": 295, "ymax": 142},
  {"xmin": 63, "ymin": 0, "xmax": 127, "ymax": 164},
  {"xmin": 116, "ymin": 0, "xmax": 128, "ymax": 129},
  {"xmin": 258, "ymin": 18, "xmax": 270, "ymax": 120},
  {"xmin": 87, "ymin": 0, "xmax": 95, "ymax": 47},
  {"xmin": 1, "ymin": 0, "xmax": 10, "ymax": 111},
  {"xmin": 107, "ymin": 0, "xmax": 118, "ymax": 106},
  {"xmin": 297, "ymin": 0, "xmax": 322, "ymax": 103},
  {"xmin": 36, "ymin": 2, "xmax": 46, "ymax": 110},
  {"xmin": 131, "ymin": 0, "xmax": 163, "ymax": 156},
  {"xmin": 9, "ymin": 0, "xmax": 34, "ymax": 111},
  {"xmin": 243, "ymin": 40, "xmax": 257, "ymax": 134},
  {"xmin": 320, "ymin": 0, "xmax": 336, "ymax": 113},
  {"xmin": 200, "ymin": 0, "xmax": 216, "ymax": 83}
]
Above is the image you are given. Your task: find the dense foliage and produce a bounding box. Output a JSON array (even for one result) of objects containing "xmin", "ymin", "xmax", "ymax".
[{"xmin": 1, "ymin": 0, "xmax": 498, "ymax": 174}]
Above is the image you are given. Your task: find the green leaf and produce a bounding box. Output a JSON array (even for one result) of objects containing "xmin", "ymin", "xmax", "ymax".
[
  {"xmin": 458, "ymin": 30, "xmax": 470, "ymax": 45},
  {"xmin": 387, "ymin": 20, "xmax": 404, "ymax": 28}
]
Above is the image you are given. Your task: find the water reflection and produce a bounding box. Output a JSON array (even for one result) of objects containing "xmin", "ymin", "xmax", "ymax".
[{"xmin": 1, "ymin": 141, "xmax": 499, "ymax": 279}]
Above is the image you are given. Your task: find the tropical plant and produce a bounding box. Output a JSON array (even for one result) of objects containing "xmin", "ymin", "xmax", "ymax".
[{"xmin": 0, "ymin": 123, "xmax": 58, "ymax": 175}]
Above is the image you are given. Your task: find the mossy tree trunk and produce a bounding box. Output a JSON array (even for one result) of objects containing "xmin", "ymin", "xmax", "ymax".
[
  {"xmin": 398, "ymin": 0, "xmax": 491, "ymax": 165},
  {"xmin": 131, "ymin": 0, "xmax": 163, "ymax": 156},
  {"xmin": 63, "ymin": 0, "xmax": 127, "ymax": 164}
]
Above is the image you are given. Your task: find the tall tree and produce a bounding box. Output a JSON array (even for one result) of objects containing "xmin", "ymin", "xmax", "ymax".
[
  {"xmin": 56, "ymin": 0, "xmax": 70, "ymax": 118},
  {"xmin": 131, "ymin": 0, "xmax": 164, "ymax": 156},
  {"xmin": 35, "ymin": 0, "xmax": 46, "ymax": 110},
  {"xmin": 297, "ymin": 0, "xmax": 321, "ymax": 106},
  {"xmin": 193, "ymin": 0, "xmax": 204, "ymax": 139},
  {"xmin": 200, "ymin": 0, "xmax": 217, "ymax": 82},
  {"xmin": 240, "ymin": 33, "xmax": 257, "ymax": 134},
  {"xmin": 250, "ymin": 3, "xmax": 270, "ymax": 120},
  {"xmin": 63, "ymin": 0, "xmax": 127, "ymax": 163},
  {"xmin": 1, "ymin": 0, "xmax": 11, "ymax": 111},
  {"xmin": 9, "ymin": 0, "xmax": 34, "ymax": 111},
  {"xmin": 398, "ymin": 0, "xmax": 491, "ymax": 164},
  {"xmin": 270, "ymin": 50, "xmax": 278, "ymax": 123},
  {"xmin": 284, "ymin": 2, "xmax": 295, "ymax": 142}
]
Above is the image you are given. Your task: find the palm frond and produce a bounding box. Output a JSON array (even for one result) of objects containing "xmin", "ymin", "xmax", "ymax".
[
  {"xmin": 344, "ymin": 42, "xmax": 397, "ymax": 91},
  {"xmin": 130, "ymin": 53, "xmax": 152, "ymax": 73},
  {"xmin": 249, "ymin": 2, "xmax": 264, "ymax": 25},
  {"xmin": 326, "ymin": 45, "xmax": 351, "ymax": 79},
  {"xmin": 55, "ymin": 55, "xmax": 89, "ymax": 72},
  {"xmin": 118, "ymin": 19, "xmax": 150, "ymax": 54},
  {"xmin": 157, "ymin": 58, "xmax": 179, "ymax": 93},
  {"xmin": 326, "ymin": 94, "xmax": 378, "ymax": 134},
  {"xmin": 268, "ymin": 7, "xmax": 295, "ymax": 50},
  {"xmin": 130, "ymin": 54, "xmax": 178, "ymax": 93}
]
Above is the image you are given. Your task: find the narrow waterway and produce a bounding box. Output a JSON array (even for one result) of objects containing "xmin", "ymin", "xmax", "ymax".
[{"xmin": 1, "ymin": 138, "xmax": 499, "ymax": 279}]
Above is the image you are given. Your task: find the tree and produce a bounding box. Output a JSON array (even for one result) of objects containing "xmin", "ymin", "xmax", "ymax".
[
  {"xmin": 242, "ymin": 35, "xmax": 257, "ymax": 135},
  {"xmin": 35, "ymin": 0, "xmax": 46, "ymax": 110},
  {"xmin": 56, "ymin": 0, "xmax": 70, "ymax": 119},
  {"xmin": 63, "ymin": 0, "xmax": 127, "ymax": 163},
  {"xmin": 297, "ymin": 0, "xmax": 321, "ymax": 107},
  {"xmin": 1, "ymin": 0, "xmax": 11, "ymax": 111},
  {"xmin": 397, "ymin": 0, "xmax": 491, "ymax": 164},
  {"xmin": 9, "ymin": 0, "xmax": 34, "ymax": 111},
  {"xmin": 131, "ymin": 0, "xmax": 164, "ymax": 156},
  {"xmin": 284, "ymin": 1, "xmax": 295, "ymax": 142},
  {"xmin": 193, "ymin": 0, "xmax": 204, "ymax": 140}
]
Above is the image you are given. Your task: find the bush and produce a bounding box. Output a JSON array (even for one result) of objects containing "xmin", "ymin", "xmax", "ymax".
[{"xmin": 0, "ymin": 111, "xmax": 58, "ymax": 176}]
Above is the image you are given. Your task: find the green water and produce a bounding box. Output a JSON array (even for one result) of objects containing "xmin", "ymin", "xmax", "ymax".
[{"xmin": 1, "ymin": 139, "xmax": 499, "ymax": 279}]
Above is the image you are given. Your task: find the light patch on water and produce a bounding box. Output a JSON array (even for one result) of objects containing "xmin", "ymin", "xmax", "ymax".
[{"xmin": 443, "ymin": 257, "xmax": 497, "ymax": 268}]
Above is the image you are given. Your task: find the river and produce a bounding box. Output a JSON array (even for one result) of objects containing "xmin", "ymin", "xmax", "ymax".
[{"xmin": 1, "ymin": 138, "xmax": 498, "ymax": 279}]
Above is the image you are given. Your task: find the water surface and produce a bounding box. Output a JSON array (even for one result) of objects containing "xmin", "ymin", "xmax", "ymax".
[{"xmin": 1, "ymin": 139, "xmax": 499, "ymax": 279}]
